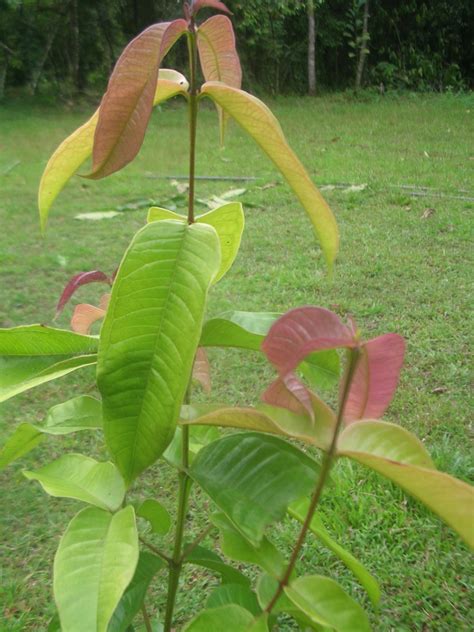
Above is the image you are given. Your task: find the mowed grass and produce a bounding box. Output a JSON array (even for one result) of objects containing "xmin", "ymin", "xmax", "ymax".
[{"xmin": 0, "ymin": 91, "xmax": 473, "ymax": 630}]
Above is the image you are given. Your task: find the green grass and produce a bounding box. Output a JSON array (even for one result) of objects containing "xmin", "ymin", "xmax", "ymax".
[{"xmin": 1, "ymin": 91, "xmax": 473, "ymax": 630}]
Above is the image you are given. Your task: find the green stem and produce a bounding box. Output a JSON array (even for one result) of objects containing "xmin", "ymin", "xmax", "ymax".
[
  {"xmin": 139, "ymin": 537, "xmax": 173, "ymax": 566},
  {"xmin": 179, "ymin": 524, "xmax": 214, "ymax": 563},
  {"xmin": 264, "ymin": 347, "xmax": 361, "ymax": 614},
  {"xmin": 163, "ymin": 18, "xmax": 200, "ymax": 630},
  {"xmin": 187, "ymin": 19, "xmax": 198, "ymax": 224},
  {"xmin": 141, "ymin": 603, "xmax": 153, "ymax": 632}
]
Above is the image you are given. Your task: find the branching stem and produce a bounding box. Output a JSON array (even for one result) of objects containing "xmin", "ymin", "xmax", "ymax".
[
  {"xmin": 264, "ymin": 347, "xmax": 361, "ymax": 614},
  {"xmin": 179, "ymin": 524, "xmax": 214, "ymax": 563},
  {"xmin": 139, "ymin": 537, "xmax": 173, "ymax": 565}
]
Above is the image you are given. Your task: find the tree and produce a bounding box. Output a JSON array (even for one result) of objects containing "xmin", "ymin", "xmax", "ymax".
[
  {"xmin": 355, "ymin": 0, "xmax": 370, "ymax": 90},
  {"xmin": 307, "ymin": 0, "xmax": 316, "ymax": 95}
]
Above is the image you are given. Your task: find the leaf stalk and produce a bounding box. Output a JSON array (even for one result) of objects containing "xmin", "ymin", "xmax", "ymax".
[{"xmin": 264, "ymin": 347, "xmax": 361, "ymax": 614}]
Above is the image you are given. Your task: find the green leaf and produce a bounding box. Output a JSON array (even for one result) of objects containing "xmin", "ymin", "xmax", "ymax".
[
  {"xmin": 43, "ymin": 395, "xmax": 103, "ymax": 433},
  {"xmin": 288, "ymin": 499, "xmax": 380, "ymax": 606},
  {"xmin": 337, "ymin": 420, "xmax": 474, "ymax": 547},
  {"xmin": 201, "ymin": 82, "xmax": 339, "ymax": 270},
  {"xmin": 0, "ymin": 354, "xmax": 97, "ymax": 402},
  {"xmin": 164, "ymin": 420, "xmax": 221, "ymax": 468},
  {"xmin": 200, "ymin": 311, "xmax": 280, "ymax": 350},
  {"xmin": 108, "ymin": 552, "xmax": 164, "ymax": 632},
  {"xmin": 148, "ymin": 202, "xmax": 244, "ymax": 283},
  {"xmin": 0, "ymin": 324, "xmax": 98, "ymax": 355},
  {"xmin": 54, "ymin": 506, "xmax": 139, "ymax": 632},
  {"xmin": 0, "ymin": 396, "xmax": 102, "ymax": 469},
  {"xmin": 98, "ymin": 220, "xmax": 220, "ymax": 483},
  {"xmin": 284, "ymin": 576, "xmax": 371, "ymax": 631},
  {"xmin": 185, "ymin": 545, "xmax": 250, "ymax": 586},
  {"xmin": 0, "ymin": 325, "xmax": 98, "ymax": 402},
  {"xmin": 190, "ymin": 432, "xmax": 320, "ymax": 544},
  {"xmin": 207, "ymin": 584, "xmax": 261, "ymax": 616},
  {"xmin": 0, "ymin": 423, "xmax": 44, "ymax": 470},
  {"xmin": 183, "ymin": 605, "xmax": 255, "ymax": 632},
  {"xmin": 24, "ymin": 454, "xmax": 125, "ymax": 511},
  {"xmin": 38, "ymin": 70, "xmax": 189, "ymax": 229},
  {"xmin": 257, "ymin": 575, "xmax": 324, "ymax": 631},
  {"xmin": 298, "ymin": 350, "xmax": 340, "ymax": 391},
  {"xmin": 212, "ymin": 513, "xmax": 285, "ymax": 579},
  {"xmin": 137, "ymin": 499, "xmax": 171, "ymax": 536}
]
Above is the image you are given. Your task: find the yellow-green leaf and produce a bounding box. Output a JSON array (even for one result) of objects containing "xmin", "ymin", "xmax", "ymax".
[
  {"xmin": 182, "ymin": 397, "xmax": 335, "ymax": 452},
  {"xmin": 148, "ymin": 201, "xmax": 244, "ymax": 282},
  {"xmin": 201, "ymin": 82, "xmax": 339, "ymax": 270},
  {"xmin": 54, "ymin": 506, "xmax": 139, "ymax": 632},
  {"xmin": 337, "ymin": 420, "xmax": 474, "ymax": 548},
  {"xmin": 38, "ymin": 70, "xmax": 189, "ymax": 230}
]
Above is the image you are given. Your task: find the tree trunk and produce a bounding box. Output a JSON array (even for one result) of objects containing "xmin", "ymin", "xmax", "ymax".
[
  {"xmin": 355, "ymin": 0, "xmax": 370, "ymax": 91},
  {"xmin": 70, "ymin": 0, "xmax": 80, "ymax": 92},
  {"xmin": 307, "ymin": 0, "xmax": 316, "ymax": 96},
  {"xmin": 0, "ymin": 58, "xmax": 7, "ymax": 101},
  {"xmin": 28, "ymin": 13, "xmax": 62, "ymax": 95}
]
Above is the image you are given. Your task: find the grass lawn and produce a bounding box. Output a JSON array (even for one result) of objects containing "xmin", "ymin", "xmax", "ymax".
[{"xmin": 0, "ymin": 91, "xmax": 473, "ymax": 630}]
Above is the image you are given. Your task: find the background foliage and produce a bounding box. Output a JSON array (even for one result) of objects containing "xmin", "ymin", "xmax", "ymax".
[{"xmin": 0, "ymin": 0, "xmax": 472, "ymax": 100}]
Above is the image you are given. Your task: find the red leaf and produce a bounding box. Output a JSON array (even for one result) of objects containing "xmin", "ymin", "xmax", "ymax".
[
  {"xmin": 71, "ymin": 303, "xmax": 107, "ymax": 335},
  {"xmin": 192, "ymin": 347, "xmax": 212, "ymax": 393},
  {"xmin": 343, "ymin": 334, "xmax": 405, "ymax": 423},
  {"xmin": 262, "ymin": 306, "xmax": 355, "ymax": 375},
  {"xmin": 55, "ymin": 271, "xmax": 111, "ymax": 319},
  {"xmin": 262, "ymin": 373, "xmax": 314, "ymax": 420},
  {"xmin": 191, "ymin": 0, "xmax": 232, "ymax": 16},
  {"xmin": 197, "ymin": 16, "xmax": 241, "ymax": 88},
  {"xmin": 89, "ymin": 19, "xmax": 187, "ymax": 179},
  {"xmin": 197, "ymin": 15, "xmax": 241, "ymax": 143}
]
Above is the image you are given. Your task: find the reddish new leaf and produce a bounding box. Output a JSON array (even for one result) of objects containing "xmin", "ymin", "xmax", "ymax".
[
  {"xmin": 343, "ymin": 334, "xmax": 405, "ymax": 423},
  {"xmin": 262, "ymin": 307, "xmax": 354, "ymax": 375},
  {"xmin": 197, "ymin": 15, "xmax": 241, "ymax": 143},
  {"xmin": 262, "ymin": 374, "xmax": 314, "ymax": 420},
  {"xmin": 71, "ymin": 304, "xmax": 107, "ymax": 335},
  {"xmin": 191, "ymin": 0, "xmax": 232, "ymax": 16},
  {"xmin": 192, "ymin": 347, "xmax": 212, "ymax": 394},
  {"xmin": 55, "ymin": 271, "xmax": 111, "ymax": 319},
  {"xmin": 198, "ymin": 16, "xmax": 241, "ymax": 87},
  {"xmin": 89, "ymin": 19, "xmax": 187, "ymax": 179}
]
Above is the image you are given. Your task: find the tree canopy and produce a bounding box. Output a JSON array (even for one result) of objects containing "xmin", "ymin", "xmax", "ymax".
[{"xmin": 0, "ymin": 0, "xmax": 472, "ymax": 100}]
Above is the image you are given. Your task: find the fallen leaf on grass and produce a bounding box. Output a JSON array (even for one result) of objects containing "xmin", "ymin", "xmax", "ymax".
[
  {"xmin": 170, "ymin": 179, "xmax": 189, "ymax": 194},
  {"xmin": 220, "ymin": 187, "xmax": 247, "ymax": 199},
  {"xmin": 75, "ymin": 211, "xmax": 120, "ymax": 221},
  {"xmin": 343, "ymin": 183, "xmax": 367, "ymax": 193},
  {"xmin": 431, "ymin": 386, "xmax": 448, "ymax": 395},
  {"xmin": 116, "ymin": 199, "xmax": 153, "ymax": 211},
  {"xmin": 257, "ymin": 181, "xmax": 279, "ymax": 191},
  {"xmin": 421, "ymin": 208, "xmax": 435, "ymax": 219}
]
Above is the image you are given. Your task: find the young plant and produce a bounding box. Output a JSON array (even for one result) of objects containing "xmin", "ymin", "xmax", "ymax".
[{"xmin": 1, "ymin": 2, "xmax": 472, "ymax": 631}]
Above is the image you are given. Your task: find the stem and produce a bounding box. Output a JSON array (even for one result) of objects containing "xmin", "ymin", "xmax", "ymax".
[
  {"xmin": 139, "ymin": 537, "xmax": 173, "ymax": 565},
  {"xmin": 163, "ymin": 426, "xmax": 192, "ymax": 631},
  {"xmin": 141, "ymin": 603, "xmax": 153, "ymax": 632},
  {"xmin": 187, "ymin": 18, "xmax": 199, "ymax": 224},
  {"xmin": 163, "ymin": 18, "xmax": 200, "ymax": 629},
  {"xmin": 264, "ymin": 347, "xmax": 361, "ymax": 614},
  {"xmin": 179, "ymin": 524, "xmax": 214, "ymax": 563}
]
